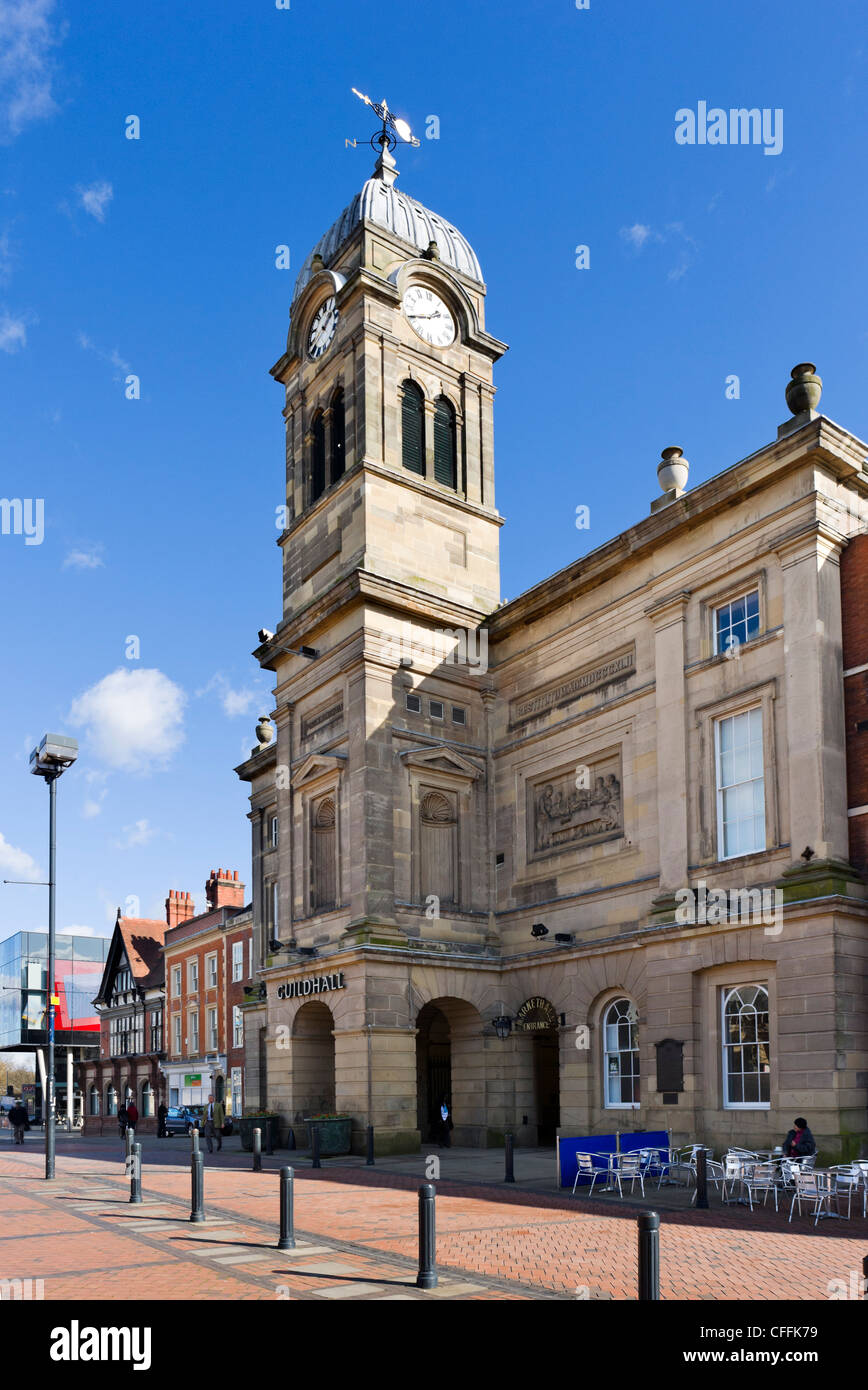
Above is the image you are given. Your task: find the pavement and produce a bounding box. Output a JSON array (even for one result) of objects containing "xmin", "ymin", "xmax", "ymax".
[{"xmin": 2, "ymin": 1130, "xmax": 868, "ymax": 1301}]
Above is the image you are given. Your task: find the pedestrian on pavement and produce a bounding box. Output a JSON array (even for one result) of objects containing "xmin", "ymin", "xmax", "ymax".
[
  {"xmin": 202, "ymin": 1093, "xmax": 225, "ymax": 1153},
  {"xmin": 782, "ymin": 1117, "xmax": 817, "ymax": 1158},
  {"xmin": 438, "ymin": 1097, "xmax": 453, "ymax": 1148},
  {"xmin": 157, "ymin": 1101, "xmax": 168, "ymax": 1138},
  {"xmin": 125, "ymin": 1099, "xmax": 139, "ymax": 1134},
  {"xmin": 8, "ymin": 1099, "xmax": 28, "ymax": 1145},
  {"xmin": 118, "ymin": 1101, "xmax": 128, "ymax": 1138}
]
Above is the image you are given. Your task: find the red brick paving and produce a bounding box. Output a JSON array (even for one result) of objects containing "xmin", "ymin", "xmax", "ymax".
[{"xmin": 2, "ymin": 1142, "xmax": 866, "ymax": 1301}]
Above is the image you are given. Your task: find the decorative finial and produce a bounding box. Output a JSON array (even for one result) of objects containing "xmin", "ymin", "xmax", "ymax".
[
  {"xmin": 424, "ymin": 239, "xmax": 440, "ymax": 261},
  {"xmin": 657, "ymin": 446, "xmax": 690, "ymax": 495},
  {"xmin": 310, "ymin": 252, "xmax": 325, "ymax": 274},
  {"xmin": 351, "ymin": 88, "xmax": 419, "ymax": 185},
  {"xmin": 255, "ymin": 714, "xmax": 274, "ymax": 749},
  {"xmin": 785, "ymin": 363, "xmax": 822, "ymax": 417}
]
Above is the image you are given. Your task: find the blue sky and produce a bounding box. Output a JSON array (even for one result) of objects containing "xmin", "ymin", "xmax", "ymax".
[{"xmin": 0, "ymin": 0, "xmax": 866, "ymax": 940}]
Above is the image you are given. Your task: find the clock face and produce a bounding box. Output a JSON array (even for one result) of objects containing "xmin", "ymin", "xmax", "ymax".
[
  {"xmin": 308, "ymin": 296, "xmax": 339, "ymax": 359},
  {"xmin": 402, "ymin": 285, "xmax": 455, "ymax": 347}
]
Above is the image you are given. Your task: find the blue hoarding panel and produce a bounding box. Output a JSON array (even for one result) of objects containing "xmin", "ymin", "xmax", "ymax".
[{"xmin": 558, "ymin": 1130, "xmax": 670, "ymax": 1188}]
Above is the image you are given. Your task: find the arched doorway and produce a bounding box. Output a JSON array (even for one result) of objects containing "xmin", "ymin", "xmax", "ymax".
[
  {"xmin": 415, "ymin": 997, "xmax": 485, "ymax": 1146},
  {"xmin": 292, "ymin": 1001, "xmax": 335, "ymax": 1117},
  {"xmin": 515, "ymin": 997, "xmax": 561, "ymax": 1146}
]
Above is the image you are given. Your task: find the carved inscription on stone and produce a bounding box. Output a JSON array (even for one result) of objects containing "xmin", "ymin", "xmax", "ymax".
[
  {"xmin": 301, "ymin": 700, "xmax": 344, "ymax": 741},
  {"xmin": 510, "ymin": 647, "xmax": 635, "ymax": 727},
  {"xmin": 530, "ymin": 754, "xmax": 622, "ymax": 856}
]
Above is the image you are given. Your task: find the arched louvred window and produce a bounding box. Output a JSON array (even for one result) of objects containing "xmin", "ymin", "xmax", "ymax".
[
  {"xmin": 433, "ymin": 396, "xmax": 457, "ymax": 490},
  {"xmin": 311, "ymin": 411, "xmax": 326, "ymax": 502},
  {"xmin": 330, "ymin": 388, "xmax": 345, "ymax": 483},
  {"xmin": 401, "ymin": 380, "xmax": 425, "ymax": 475},
  {"xmin": 311, "ymin": 795, "xmax": 337, "ymax": 912}
]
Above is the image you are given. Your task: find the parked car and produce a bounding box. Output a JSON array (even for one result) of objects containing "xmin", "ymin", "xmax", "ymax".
[{"xmin": 163, "ymin": 1105, "xmax": 201, "ymax": 1136}]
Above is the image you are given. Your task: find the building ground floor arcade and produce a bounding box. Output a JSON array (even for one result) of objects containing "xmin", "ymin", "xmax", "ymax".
[{"xmin": 239, "ymin": 894, "xmax": 868, "ymax": 1163}]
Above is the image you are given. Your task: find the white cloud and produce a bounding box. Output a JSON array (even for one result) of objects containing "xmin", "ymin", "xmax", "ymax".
[
  {"xmin": 0, "ymin": 830, "xmax": 41, "ymax": 880},
  {"xmin": 76, "ymin": 179, "xmax": 112, "ymax": 222},
  {"xmin": 81, "ymin": 799, "xmax": 102, "ymax": 818},
  {"xmin": 197, "ymin": 672, "xmax": 264, "ymax": 718},
  {"xmin": 0, "ymin": 0, "xmax": 60, "ymax": 144},
  {"xmin": 0, "ymin": 307, "xmax": 28, "ymax": 351},
  {"xmin": 114, "ymin": 818, "xmax": 156, "ymax": 849},
  {"xmin": 620, "ymin": 223, "xmax": 654, "ymax": 250},
  {"xmin": 68, "ymin": 667, "xmax": 187, "ymax": 772},
  {"xmin": 61, "ymin": 924, "xmax": 110, "ymax": 938},
  {"xmin": 77, "ymin": 331, "xmax": 130, "ymax": 379},
  {"xmin": 63, "ymin": 546, "xmax": 104, "ymax": 570}
]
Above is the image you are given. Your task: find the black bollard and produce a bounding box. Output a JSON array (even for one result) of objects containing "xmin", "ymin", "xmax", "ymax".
[
  {"xmin": 190, "ymin": 1150, "xmax": 205, "ymax": 1223},
  {"xmin": 366, "ymin": 1125, "xmax": 375, "ymax": 1167},
  {"xmin": 311, "ymin": 1123, "xmax": 321, "ymax": 1170},
  {"xmin": 695, "ymin": 1148, "xmax": 709, "ymax": 1209},
  {"xmin": 638, "ymin": 1211, "xmax": 660, "ymax": 1300},
  {"xmin": 253, "ymin": 1126, "xmax": 262, "ymax": 1173},
  {"xmin": 416, "ymin": 1183, "xmax": 437, "ymax": 1289},
  {"xmin": 863, "ymin": 1253, "xmax": 868, "ymax": 1300},
  {"xmin": 129, "ymin": 1143, "xmax": 142, "ymax": 1205},
  {"xmin": 190, "ymin": 1125, "xmax": 199, "ymax": 1155},
  {"xmin": 504, "ymin": 1131, "xmax": 515, "ymax": 1184},
  {"xmin": 277, "ymin": 1166, "xmax": 296, "ymax": 1251},
  {"xmin": 266, "ymin": 1118, "xmax": 274, "ymax": 1156}
]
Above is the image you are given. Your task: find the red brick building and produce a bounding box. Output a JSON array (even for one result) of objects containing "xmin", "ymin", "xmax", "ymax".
[
  {"xmin": 163, "ymin": 870, "xmax": 253, "ymax": 1116},
  {"xmin": 841, "ymin": 531, "xmax": 868, "ymax": 873},
  {"xmin": 83, "ymin": 913, "xmax": 167, "ymax": 1135}
]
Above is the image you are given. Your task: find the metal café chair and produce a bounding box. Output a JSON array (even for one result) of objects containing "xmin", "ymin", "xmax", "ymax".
[
  {"xmin": 740, "ymin": 1161, "xmax": 779, "ymax": 1212},
  {"xmin": 610, "ymin": 1150, "xmax": 646, "ymax": 1199},
  {"xmin": 829, "ymin": 1164, "xmax": 866, "ymax": 1220},
  {"xmin": 721, "ymin": 1151, "xmax": 752, "ymax": 1204},
  {"xmin": 788, "ymin": 1169, "xmax": 835, "ymax": 1226},
  {"xmin": 571, "ymin": 1151, "xmax": 606, "ymax": 1198}
]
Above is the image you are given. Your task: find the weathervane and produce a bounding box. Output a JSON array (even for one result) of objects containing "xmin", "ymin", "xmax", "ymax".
[{"xmin": 351, "ymin": 88, "xmax": 420, "ymax": 153}]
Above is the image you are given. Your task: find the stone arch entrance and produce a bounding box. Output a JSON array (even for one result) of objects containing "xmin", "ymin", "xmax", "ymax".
[
  {"xmin": 514, "ymin": 997, "xmax": 561, "ymax": 1146},
  {"xmin": 292, "ymin": 1000, "xmax": 335, "ymax": 1117},
  {"xmin": 416, "ymin": 996, "xmax": 485, "ymax": 1146}
]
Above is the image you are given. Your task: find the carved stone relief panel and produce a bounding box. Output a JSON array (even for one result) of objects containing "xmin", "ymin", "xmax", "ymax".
[{"xmin": 528, "ymin": 752, "xmax": 623, "ymax": 858}]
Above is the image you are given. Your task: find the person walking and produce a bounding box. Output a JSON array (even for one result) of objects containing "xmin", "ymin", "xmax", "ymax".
[
  {"xmin": 8, "ymin": 1099, "xmax": 28, "ymax": 1145},
  {"xmin": 125, "ymin": 1098, "xmax": 139, "ymax": 1135},
  {"xmin": 118, "ymin": 1100, "xmax": 128, "ymax": 1138},
  {"xmin": 438, "ymin": 1097, "xmax": 453, "ymax": 1149},
  {"xmin": 202, "ymin": 1093, "xmax": 225, "ymax": 1154},
  {"xmin": 157, "ymin": 1101, "xmax": 168, "ymax": 1138}
]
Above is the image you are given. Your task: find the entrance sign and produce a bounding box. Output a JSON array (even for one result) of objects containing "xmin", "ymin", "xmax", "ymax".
[
  {"xmin": 184, "ymin": 1074, "xmax": 202, "ymax": 1086},
  {"xmin": 515, "ymin": 996, "xmax": 558, "ymax": 1032},
  {"xmin": 277, "ymin": 971, "xmax": 346, "ymax": 1001}
]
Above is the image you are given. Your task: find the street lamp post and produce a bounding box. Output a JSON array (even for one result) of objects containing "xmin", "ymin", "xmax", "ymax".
[{"xmin": 29, "ymin": 734, "xmax": 78, "ymax": 1181}]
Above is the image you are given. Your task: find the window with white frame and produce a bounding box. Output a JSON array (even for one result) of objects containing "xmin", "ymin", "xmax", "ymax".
[
  {"xmin": 233, "ymin": 1005, "xmax": 243, "ymax": 1048},
  {"xmin": 189, "ymin": 1011, "xmax": 199, "ymax": 1054},
  {"xmin": 714, "ymin": 588, "xmax": 760, "ymax": 656},
  {"xmin": 172, "ymin": 1014, "xmax": 181, "ymax": 1057},
  {"xmin": 271, "ymin": 815, "xmax": 279, "ymax": 848},
  {"xmin": 715, "ymin": 707, "xmax": 765, "ymax": 859},
  {"xmin": 188, "ymin": 960, "xmax": 199, "ymax": 993},
  {"xmin": 603, "ymin": 997, "xmax": 640, "ymax": 1108},
  {"xmin": 206, "ymin": 953, "xmax": 218, "ymax": 989},
  {"xmin": 172, "ymin": 965, "xmax": 181, "ymax": 998},
  {"xmin": 232, "ymin": 940, "xmax": 244, "ymax": 982},
  {"xmin": 722, "ymin": 984, "xmax": 770, "ymax": 1108},
  {"xmin": 231, "ymin": 1067, "xmax": 242, "ymax": 1117},
  {"xmin": 207, "ymin": 1007, "xmax": 218, "ymax": 1051}
]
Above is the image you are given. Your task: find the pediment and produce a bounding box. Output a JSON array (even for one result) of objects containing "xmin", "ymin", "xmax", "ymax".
[
  {"xmin": 398, "ymin": 744, "xmax": 482, "ymax": 780},
  {"xmin": 291, "ymin": 752, "xmax": 346, "ymax": 789}
]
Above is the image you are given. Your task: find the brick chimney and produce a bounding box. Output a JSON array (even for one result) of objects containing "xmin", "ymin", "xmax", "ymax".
[
  {"xmin": 165, "ymin": 889, "xmax": 197, "ymax": 929},
  {"xmin": 205, "ymin": 868, "xmax": 245, "ymax": 911}
]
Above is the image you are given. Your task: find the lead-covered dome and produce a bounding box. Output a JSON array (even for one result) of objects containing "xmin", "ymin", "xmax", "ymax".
[{"xmin": 291, "ymin": 152, "xmax": 483, "ymax": 305}]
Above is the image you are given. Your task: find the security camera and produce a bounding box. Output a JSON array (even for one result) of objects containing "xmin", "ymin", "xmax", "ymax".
[
  {"xmin": 554, "ymin": 933, "xmax": 574, "ymax": 944},
  {"xmin": 268, "ymin": 937, "xmax": 283, "ymax": 953},
  {"xmin": 258, "ymin": 628, "xmax": 274, "ymax": 643},
  {"xmin": 530, "ymin": 923, "xmax": 549, "ymax": 939}
]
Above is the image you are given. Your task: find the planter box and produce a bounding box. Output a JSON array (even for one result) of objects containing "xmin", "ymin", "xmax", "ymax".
[
  {"xmin": 305, "ymin": 1117, "xmax": 352, "ymax": 1156},
  {"xmin": 237, "ymin": 1116, "xmax": 279, "ymax": 1152}
]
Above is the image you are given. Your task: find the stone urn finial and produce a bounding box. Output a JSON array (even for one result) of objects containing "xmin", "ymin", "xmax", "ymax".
[
  {"xmin": 785, "ymin": 362, "xmax": 822, "ymax": 416},
  {"xmin": 657, "ymin": 446, "xmax": 689, "ymax": 494},
  {"xmin": 255, "ymin": 714, "xmax": 274, "ymax": 749}
]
